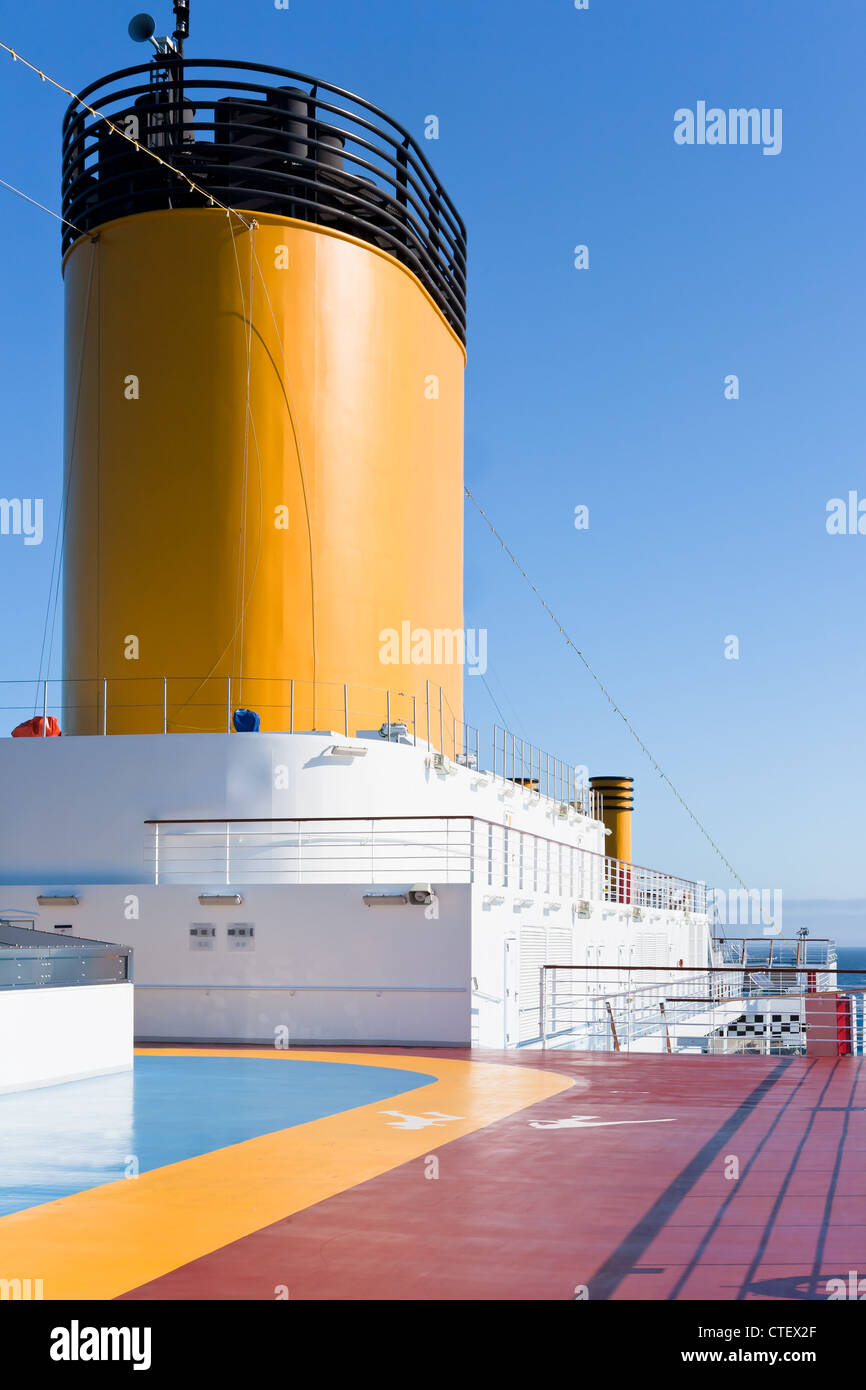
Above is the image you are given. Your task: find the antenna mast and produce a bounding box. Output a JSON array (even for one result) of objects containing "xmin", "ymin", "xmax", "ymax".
[{"xmin": 173, "ymin": 2, "xmax": 190, "ymax": 56}]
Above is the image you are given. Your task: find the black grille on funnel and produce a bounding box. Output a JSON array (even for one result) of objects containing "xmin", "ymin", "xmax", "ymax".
[{"xmin": 61, "ymin": 58, "xmax": 467, "ymax": 340}]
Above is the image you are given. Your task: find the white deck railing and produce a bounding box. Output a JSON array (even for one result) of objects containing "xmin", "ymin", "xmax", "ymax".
[{"xmin": 144, "ymin": 813, "xmax": 707, "ymax": 912}]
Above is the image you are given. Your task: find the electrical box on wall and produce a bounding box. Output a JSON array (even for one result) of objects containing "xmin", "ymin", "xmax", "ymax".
[
  {"xmin": 190, "ymin": 924, "xmax": 216, "ymax": 951},
  {"xmin": 227, "ymin": 924, "xmax": 255, "ymax": 951}
]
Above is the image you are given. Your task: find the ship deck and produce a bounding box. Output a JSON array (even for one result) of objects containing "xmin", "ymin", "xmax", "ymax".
[{"xmin": 1, "ymin": 1045, "xmax": 863, "ymax": 1301}]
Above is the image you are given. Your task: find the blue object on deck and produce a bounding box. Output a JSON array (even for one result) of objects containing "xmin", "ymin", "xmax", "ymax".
[{"xmin": 232, "ymin": 708, "xmax": 260, "ymax": 732}]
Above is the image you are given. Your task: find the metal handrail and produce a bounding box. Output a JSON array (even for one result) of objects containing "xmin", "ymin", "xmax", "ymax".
[
  {"xmin": 0, "ymin": 673, "xmax": 478, "ymax": 760},
  {"xmin": 536, "ymin": 962, "xmax": 859, "ymax": 1055},
  {"xmin": 141, "ymin": 813, "xmax": 706, "ymax": 909},
  {"xmin": 491, "ymin": 723, "xmax": 602, "ymax": 819},
  {"xmin": 60, "ymin": 58, "xmax": 467, "ymax": 338},
  {"xmin": 2, "ymin": 676, "xmax": 606, "ymax": 821}
]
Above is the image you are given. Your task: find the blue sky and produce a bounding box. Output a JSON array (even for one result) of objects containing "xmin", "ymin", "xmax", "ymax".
[{"xmin": 0, "ymin": 0, "xmax": 863, "ymax": 922}]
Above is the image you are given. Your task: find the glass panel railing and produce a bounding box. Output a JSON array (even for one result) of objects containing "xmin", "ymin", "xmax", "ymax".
[{"xmin": 0, "ymin": 923, "xmax": 132, "ymax": 990}]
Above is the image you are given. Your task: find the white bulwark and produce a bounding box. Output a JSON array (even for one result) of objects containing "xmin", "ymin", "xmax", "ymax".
[{"xmin": 0, "ymin": 730, "xmax": 710, "ymax": 1049}]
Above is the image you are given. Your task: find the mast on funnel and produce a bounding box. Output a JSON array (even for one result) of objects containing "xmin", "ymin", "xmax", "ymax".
[{"xmin": 172, "ymin": 2, "xmax": 189, "ymax": 57}]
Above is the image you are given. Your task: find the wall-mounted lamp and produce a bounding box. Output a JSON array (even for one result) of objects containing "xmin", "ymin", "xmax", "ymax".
[
  {"xmin": 198, "ymin": 893, "xmax": 244, "ymax": 906},
  {"xmin": 328, "ymin": 745, "xmax": 368, "ymax": 758},
  {"xmin": 408, "ymin": 883, "xmax": 435, "ymax": 906},
  {"xmin": 362, "ymin": 893, "xmax": 409, "ymax": 907},
  {"xmin": 37, "ymin": 894, "xmax": 79, "ymax": 906}
]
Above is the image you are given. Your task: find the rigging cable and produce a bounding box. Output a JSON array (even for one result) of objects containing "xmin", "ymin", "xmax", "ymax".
[
  {"xmin": 250, "ymin": 245, "xmax": 319, "ymax": 721},
  {"xmin": 0, "ymin": 42, "xmax": 253, "ymax": 232},
  {"xmin": 465, "ymin": 484, "xmax": 752, "ymax": 898},
  {"xmin": 164, "ymin": 219, "xmax": 264, "ymax": 728},
  {"xmin": 0, "ymin": 176, "xmax": 86, "ymax": 237}
]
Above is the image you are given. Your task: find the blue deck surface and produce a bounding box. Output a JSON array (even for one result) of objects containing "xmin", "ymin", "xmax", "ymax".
[{"xmin": 0, "ymin": 1055, "xmax": 435, "ymax": 1217}]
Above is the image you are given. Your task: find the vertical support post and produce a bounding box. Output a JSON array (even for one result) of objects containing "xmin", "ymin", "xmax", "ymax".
[
  {"xmin": 439, "ymin": 687, "xmax": 444, "ymax": 755},
  {"xmin": 163, "ymin": 677, "xmax": 168, "ymax": 734},
  {"xmin": 42, "ymin": 679, "xmax": 48, "ymax": 736},
  {"xmin": 386, "ymin": 689, "xmax": 392, "ymax": 741},
  {"xmin": 344, "ymin": 684, "xmax": 349, "ymax": 738},
  {"xmin": 102, "ymin": 678, "xmax": 108, "ymax": 736},
  {"xmin": 453, "ymin": 716, "xmax": 457, "ymax": 762},
  {"xmin": 540, "ymin": 966, "xmax": 547, "ymax": 1049},
  {"xmin": 606, "ymin": 1000, "xmax": 620, "ymax": 1052},
  {"xmin": 226, "ymin": 676, "xmax": 231, "ymax": 733},
  {"xmin": 396, "ymin": 139, "xmax": 409, "ymax": 212},
  {"xmin": 290, "ymin": 679, "xmax": 294, "ymax": 733},
  {"xmin": 153, "ymin": 822, "xmax": 159, "ymax": 886},
  {"xmin": 660, "ymin": 1001, "xmax": 672, "ymax": 1054},
  {"xmin": 412, "ymin": 696, "xmax": 417, "ymax": 746},
  {"xmin": 225, "ymin": 821, "xmax": 230, "ymax": 885},
  {"xmin": 426, "ymin": 680, "xmax": 431, "ymax": 751}
]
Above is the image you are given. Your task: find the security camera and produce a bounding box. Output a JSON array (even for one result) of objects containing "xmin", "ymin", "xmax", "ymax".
[{"xmin": 408, "ymin": 883, "xmax": 435, "ymax": 906}]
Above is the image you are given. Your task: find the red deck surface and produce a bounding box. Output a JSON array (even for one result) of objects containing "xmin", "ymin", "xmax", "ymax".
[{"xmin": 120, "ymin": 1049, "xmax": 866, "ymax": 1301}]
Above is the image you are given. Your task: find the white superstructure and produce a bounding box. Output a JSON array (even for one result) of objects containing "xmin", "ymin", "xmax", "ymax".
[{"xmin": 0, "ymin": 725, "xmax": 710, "ymax": 1047}]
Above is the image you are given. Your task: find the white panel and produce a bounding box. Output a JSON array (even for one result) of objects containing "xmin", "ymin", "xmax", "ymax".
[{"xmin": 0, "ymin": 982, "xmax": 133, "ymax": 1092}]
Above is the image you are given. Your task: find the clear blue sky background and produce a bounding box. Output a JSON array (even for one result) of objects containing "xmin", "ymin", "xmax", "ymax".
[{"xmin": 0, "ymin": 1, "xmax": 863, "ymax": 929}]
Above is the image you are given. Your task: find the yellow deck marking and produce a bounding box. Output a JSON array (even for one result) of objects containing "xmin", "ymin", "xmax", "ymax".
[{"xmin": 0, "ymin": 1048, "xmax": 573, "ymax": 1300}]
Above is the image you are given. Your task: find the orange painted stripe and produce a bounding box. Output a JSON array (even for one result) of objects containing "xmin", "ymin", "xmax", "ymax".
[{"xmin": 0, "ymin": 1048, "xmax": 573, "ymax": 1300}]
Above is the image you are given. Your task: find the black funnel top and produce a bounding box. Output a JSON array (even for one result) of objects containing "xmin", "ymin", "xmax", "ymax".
[{"xmin": 61, "ymin": 58, "xmax": 467, "ymax": 339}]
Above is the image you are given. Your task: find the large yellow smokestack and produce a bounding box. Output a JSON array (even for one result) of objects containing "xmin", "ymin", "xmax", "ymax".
[{"xmin": 60, "ymin": 62, "xmax": 466, "ymax": 739}]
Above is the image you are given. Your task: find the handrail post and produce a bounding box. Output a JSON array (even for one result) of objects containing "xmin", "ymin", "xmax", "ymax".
[
  {"xmin": 225, "ymin": 821, "xmax": 230, "ymax": 885},
  {"xmin": 426, "ymin": 680, "xmax": 431, "ymax": 750},
  {"xmin": 102, "ymin": 677, "xmax": 108, "ymax": 736},
  {"xmin": 439, "ymin": 687, "xmax": 444, "ymax": 754},
  {"xmin": 154, "ymin": 823, "xmax": 159, "ymax": 886},
  {"xmin": 386, "ymin": 689, "xmax": 391, "ymax": 741},
  {"xmin": 42, "ymin": 679, "xmax": 48, "ymax": 737},
  {"xmin": 412, "ymin": 695, "xmax": 417, "ymax": 746},
  {"xmin": 290, "ymin": 678, "xmax": 294, "ymax": 733},
  {"xmin": 540, "ymin": 966, "xmax": 547, "ymax": 1049},
  {"xmin": 226, "ymin": 676, "xmax": 231, "ymax": 732},
  {"xmin": 162, "ymin": 676, "xmax": 168, "ymax": 734},
  {"xmin": 344, "ymin": 683, "xmax": 349, "ymax": 738}
]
